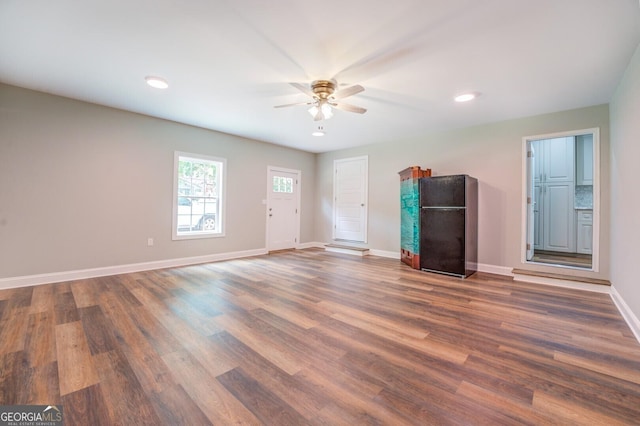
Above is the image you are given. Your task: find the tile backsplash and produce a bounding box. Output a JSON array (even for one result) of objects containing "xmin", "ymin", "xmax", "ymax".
[{"xmin": 575, "ymin": 185, "xmax": 593, "ymax": 209}]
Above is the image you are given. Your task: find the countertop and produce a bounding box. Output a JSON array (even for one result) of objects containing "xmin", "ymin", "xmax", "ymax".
[{"xmin": 574, "ymin": 185, "xmax": 593, "ymax": 211}]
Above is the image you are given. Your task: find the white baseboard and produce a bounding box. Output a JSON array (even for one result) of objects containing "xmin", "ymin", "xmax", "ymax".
[
  {"xmin": 0, "ymin": 248, "xmax": 267, "ymax": 290},
  {"xmin": 369, "ymin": 249, "xmax": 401, "ymax": 259},
  {"xmin": 610, "ymin": 286, "xmax": 640, "ymax": 344},
  {"xmin": 512, "ymin": 273, "xmax": 611, "ymax": 294},
  {"xmin": 296, "ymin": 241, "xmax": 325, "ymax": 249},
  {"xmin": 476, "ymin": 263, "xmax": 514, "ymax": 277}
]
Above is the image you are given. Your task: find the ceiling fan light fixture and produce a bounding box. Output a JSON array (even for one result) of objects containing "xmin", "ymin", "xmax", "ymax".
[
  {"xmin": 312, "ymin": 126, "xmax": 325, "ymax": 137},
  {"xmin": 308, "ymin": 105, "xmax": 320, "ymax": 118},
  {"xmin": 321, "ymin": 102, "xmax": 333, "ymax": 119},
  {"xmin": 145, "ymin": 76, "xmax": 169, "ymax": 89},
  {"xmin": 278, "ymin": 79, "xmax": 365, "ymax": 121},
  {"xmin": 308, "ymin": 102, "xmax": 333, "ymax": 121}
]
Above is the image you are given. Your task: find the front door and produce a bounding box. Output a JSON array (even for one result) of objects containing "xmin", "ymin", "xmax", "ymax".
[{"xmin": 267, "ymin": 167, "xmax": 300, "ymax": 251}]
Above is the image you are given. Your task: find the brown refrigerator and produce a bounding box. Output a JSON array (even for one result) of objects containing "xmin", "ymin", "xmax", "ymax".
[{"xmin": 419, "ymin": 175, "xmax": 478, "ymax": 278}]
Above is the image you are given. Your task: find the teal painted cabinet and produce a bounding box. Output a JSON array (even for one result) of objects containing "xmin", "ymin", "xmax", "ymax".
[{"xmin": 399, "ymin": 166, "xmax": 431, "ymax": 268}]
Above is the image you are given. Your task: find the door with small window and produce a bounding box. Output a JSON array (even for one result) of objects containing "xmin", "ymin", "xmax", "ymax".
[{"xmin": 267, "ymin": 167, "xmax": 300, "ymax": 251}]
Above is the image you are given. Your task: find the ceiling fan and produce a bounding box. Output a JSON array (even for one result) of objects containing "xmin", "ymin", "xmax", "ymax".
[{"xmin": 274, "ymin": 79, "xmax": 367, "ymax": 121}]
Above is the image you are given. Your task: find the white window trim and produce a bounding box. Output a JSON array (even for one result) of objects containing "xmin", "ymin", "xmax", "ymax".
[{"xmin": 172, "ymin": 151, "xmax": 227, "ymax": 240}]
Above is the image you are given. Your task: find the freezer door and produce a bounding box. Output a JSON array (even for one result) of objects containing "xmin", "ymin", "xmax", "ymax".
[
  {"xmin": 420, "ymin": 208, "xmax": 466, "ymax": 276},
  {"xmin": 419, "ymin": 175, "xmax": 466, "ymax": 208}
]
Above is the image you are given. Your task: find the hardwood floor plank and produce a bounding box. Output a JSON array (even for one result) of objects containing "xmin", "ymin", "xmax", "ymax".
[
  {"xmin": 129, "ymin": 285, "xmax": 220, "ymax": 346},
  {"xmin": 532, "ymin": 390, "xmax": 629, "ymax": 425},
  {"xmin": 24, "ymin": 311, "xmax": 56, "ymax": 367},
  {"xmin": 29, "ymin": 284, "xmax": 53, "ymax": 314},
  {"xmin": 0, "ymin": 351, "xmax": 28, "ymax": 404},
  {"xmin": 0, "ymin": 307, "xmax": 29, "ymax": 355},
  {"xmin": 5, "ymin": 286, "xmax": 33, "ymax": 310},
  {"xmin": 465, "ymin": 350, "xmax": 640, "ymax": 419},
  {"xmin": 214, "ymin": 312, "xmax": 304, "ymax": 375},
  {"xmin": 172, "ymin": 287, "xmax": 223, "ymax": 317},
  {"xmin": 61, "ymin": 383, "xmax": 112, "ymax": 425},
  {"xmin": 18, "ymin": 361, "xmax": 60, "ymax": 405},
  {"xmin": 162, "ymin": 349, "xmax": 261, "ymax": 425},
  {"xmin": 93, "ymin": 349, "xmax": 162, "ymax": 425},
  {"xmin": 211, "ymin": 331, "xmax": 333, "ymax": 420},
  {"xmin": 148, "ymin": 384, "xmax": 212, "ymax": 426},
  {"xmin": 163, "ymin": 295, "xmax": 223, "ymax": 336},
  {"xmin": 103, "ymin": 275, "xmax": 143, "ymax": 308},
  {"xmin": 127, "ymin": 305, "xmax": 183, "ymax": 356},
  {"xmin": 54, "ymin": 321, "xmax": 99, "ymax": 396},
  {"xmin": 318, "ymin": 299, "xmax": 429, "ymax": 339},
  {"xmin": 77, "ymin": 306, "xmax": 119, "ymax": 355},
  {"xmin": 295, "ymin": 363, "xmax": 412, "ymax": 425},
  {"xmin": 455, "ymin": 380, "xmax": 555, "ymax": 424},
  {"xmin": 249, "ymin": 309, "xmax": 346, "ymax": 363},
  {"xmin": 97, "ymin": 291, "xmax": 175, "ymax": 394},
  {"xmin": 554, "ymin": 350, "xmax": 640, "ymax": 384},
  {"xmin": 217, "ymin": 367, "xmax": 311, "ymax": 426},
  {"xmin": 54, "ymin": 290, "xmax": 79, "ymax": 325},
  {"xmin": 70, "ymin": 278, "xmax": 107, "ymax": 309}
]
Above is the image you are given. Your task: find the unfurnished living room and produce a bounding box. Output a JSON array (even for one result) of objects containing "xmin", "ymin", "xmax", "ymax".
[{"xmin": 1, "ymin": 1, "xmax": 640, "ymax": 425}]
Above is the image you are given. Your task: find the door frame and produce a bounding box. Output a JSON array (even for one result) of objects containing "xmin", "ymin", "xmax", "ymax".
[
  {"xmin": 266, "ymin": 166, "xmax": 301, "ymax": 251},
  {"xmin": 520, "ymin": 128, "xmax": 600, "ymax": 271},
  {"xmin": 526, "ymin": 142, "xmax": 535, "ymax": 260}
]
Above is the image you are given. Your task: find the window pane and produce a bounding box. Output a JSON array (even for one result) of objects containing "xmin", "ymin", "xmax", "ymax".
[{"xmin": 272, "ymin": 176, "xmax": 293, "ymax": 193}]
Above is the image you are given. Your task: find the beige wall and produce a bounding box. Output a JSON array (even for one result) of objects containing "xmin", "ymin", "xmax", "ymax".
[
  {"xmin": 316, "ymin": 104, "xmax": 610, "ymax": 280},
  {"xmin": 0, "ymin": 84, "xmax": 316, "ymax": 279},
  {"xmin": 610, "ymin": 42, "xmax": 640, "ymax": 318}
]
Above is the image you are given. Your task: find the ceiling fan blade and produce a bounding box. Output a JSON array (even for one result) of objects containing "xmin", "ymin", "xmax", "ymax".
[
  {"xmin": 332, "ymin": 84, "xmax": 364, "ymax": 100},
  {"xmin": 274, "ymin": 101, "xmax": 313, "ymax": 108},
  {"xmin": 290, "ymin": 82, "xmax": 315, "ymax": 98},
  {"xmin": 331, "ymin": 101, "xmax": 367, "ymax": 114}
]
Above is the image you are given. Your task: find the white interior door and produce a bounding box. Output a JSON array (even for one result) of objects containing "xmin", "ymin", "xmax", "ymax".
[
  {"xmin": 267, "ymin": 167, "xmax": 300, "ymax": 251},
  {"xmin": 333, "ymin": 156, "xmax": 368, "ymax": 243}
]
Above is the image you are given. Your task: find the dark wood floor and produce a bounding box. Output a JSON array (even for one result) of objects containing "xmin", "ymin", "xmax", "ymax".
[{"xmin": 1, "ymin": 249, "xmax": 640, "ymax": 425}]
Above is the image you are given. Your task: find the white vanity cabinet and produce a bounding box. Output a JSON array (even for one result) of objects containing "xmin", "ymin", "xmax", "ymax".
[{"xmin": 576, "ymin": 210, "xmax": 593, "ymax": 254}]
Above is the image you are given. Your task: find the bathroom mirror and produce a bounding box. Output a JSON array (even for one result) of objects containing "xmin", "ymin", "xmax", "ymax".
[{"xmin": 522, "ymin": 128, "xmax": 600, "ymax": 271}]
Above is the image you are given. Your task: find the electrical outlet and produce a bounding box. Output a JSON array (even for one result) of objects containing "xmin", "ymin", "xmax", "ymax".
[{"xmin": 147, "ymin": 238, "xmax": 154, "ymax": 247}]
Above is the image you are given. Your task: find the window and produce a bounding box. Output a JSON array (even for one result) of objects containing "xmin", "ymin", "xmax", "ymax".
[
  {"xmin": 272, "ymin": 176, "xmax": 294, "ymax": 193},
  {"xmin": 173, "ymin": 152, "xmax": 225, "ymax": 239}
]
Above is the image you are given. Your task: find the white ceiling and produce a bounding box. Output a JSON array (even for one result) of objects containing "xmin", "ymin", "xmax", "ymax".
[{"xmin": 1, "ymin": 1, "xmax": 639, "ymax": 153}]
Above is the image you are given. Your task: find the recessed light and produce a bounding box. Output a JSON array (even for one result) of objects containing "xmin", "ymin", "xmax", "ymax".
[
  {"xmin": 145, "ymin": 76, "xmax": 168, "ymax": 89},
  {"xmin": 312, "ymin": 126, "xmax": 325, "ymax": 137},
  {"xmin": 454, "ymin": 92, "xmax": 478, "ymax": 102}
]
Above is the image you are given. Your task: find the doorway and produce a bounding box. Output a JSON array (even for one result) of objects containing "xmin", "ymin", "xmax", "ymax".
[
  {"xmin": 522, "ymin": 129, "xmax": 599, "ymax": 271},
  {"xmin": 266, "ymin": 167, "xmax": 300, "ymax": 252}
]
